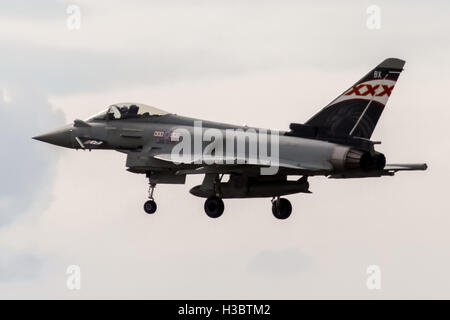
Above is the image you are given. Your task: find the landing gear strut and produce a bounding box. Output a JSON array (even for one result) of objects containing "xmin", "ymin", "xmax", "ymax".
[
  {"xmin": 200, "ymin": 174, "xmax": 225, "ymax": 218},
  {"xmin": 144, "ymin": 182, "xmax": 157, "ymax": 214},
  {"xmin": 204, "ymin": 196, "xmax": 224, "ymax": 218},
  {"xmin": 271, "ymin": 197, "xmax": 292, "ymax": 220}
]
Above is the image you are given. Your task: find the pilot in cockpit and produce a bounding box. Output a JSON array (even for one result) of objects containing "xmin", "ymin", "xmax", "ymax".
[
  {"xmin": 119, "ymin": 106, "xmax": 129, "ymax": 117},
  {"xmin": 128, "ymin": 105, "xmax": 139, "ymax": 117},
  {"xmin": 86, "ymin": 103, "xmax": 169, "ymax": 122}
]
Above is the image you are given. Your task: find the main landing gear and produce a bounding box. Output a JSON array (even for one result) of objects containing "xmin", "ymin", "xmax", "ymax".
[
  {"xmin": 202, "ymin": 174, "xmax": 225, "ymax": 218},
  {"xmin": 142, "ymin": 172, "xmax": 292, "ymax": 220},
  {"xmin": 202, "ymin": 196, "xmax": 292, "ymax": 220},
  {"xmin": 143, "ymin": 182, "xmax": 157, "ymax": 214},
  {"xmin": 271, "ymin": 197, "xmax": 292, "ymax": 220},
  {"xmin": 204, "ymin": 196, "xmax": 224, "ymax": 218}
]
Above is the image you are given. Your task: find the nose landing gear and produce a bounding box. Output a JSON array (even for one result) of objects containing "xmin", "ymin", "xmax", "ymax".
[{"xmin": 143, "ymin": 182, "xmax": 157, "ymax": 214}]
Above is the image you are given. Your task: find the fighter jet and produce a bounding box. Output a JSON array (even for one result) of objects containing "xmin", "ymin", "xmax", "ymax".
[{"xmin": 33, "ymin": 58, "xmax": 427, "ymax": 219}]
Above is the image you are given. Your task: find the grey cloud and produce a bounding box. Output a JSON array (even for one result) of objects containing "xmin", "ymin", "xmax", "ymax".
[
  {"xmin": 0, "ymin": 247, "xmax": 44, "ymax": 282},
  {"xmin": 0, "ymin": 0, "xmax": 72, "ymax": 19},
  {"xmin": 1, "ymin": 2, "xmax": 449, "ymax": 96},
  {"xmin": 248, "ymin": 248, "xmax": 311, "ymax": 276},
  {"xmin": 1, "ymin": 44, "xmax": 260, "ymax": 95},
  {"xmin": 0, "ymin": 86, "xmax": 64, "ymax": 226}
]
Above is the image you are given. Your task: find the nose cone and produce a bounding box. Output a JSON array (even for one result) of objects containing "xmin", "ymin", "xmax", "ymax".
[{"xmin": 33, "ymin": 125, "xmax": 74, "ymax": 148}]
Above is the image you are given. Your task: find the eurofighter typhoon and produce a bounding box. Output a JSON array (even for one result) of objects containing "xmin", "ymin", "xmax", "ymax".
[{"xmin": 33, "ymin": 58, "xmax": 427, "ymax": 219}]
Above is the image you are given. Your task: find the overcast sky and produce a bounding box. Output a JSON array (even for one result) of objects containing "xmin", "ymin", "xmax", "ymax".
[{"xmin": 0, "ymin": 0, "xmax": 449, "ymax": 299}]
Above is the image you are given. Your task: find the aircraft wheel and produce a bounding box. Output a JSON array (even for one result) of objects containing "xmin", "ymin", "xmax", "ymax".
[
  {"xmin": 204, "ymin": 196, "xmax": 224, "ymax": 218},
  {"xmin": 272, "ymin": 198, "xmax": 292, "ymax": 220},
  {"xmin": 144, "ymin": 200, "xmax": 157, "ymax": 214}
]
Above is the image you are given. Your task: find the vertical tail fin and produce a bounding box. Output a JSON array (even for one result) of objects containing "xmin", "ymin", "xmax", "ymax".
[{"xmin": 306, "ymin": 58, "xmax": 405, "ymax": 139}]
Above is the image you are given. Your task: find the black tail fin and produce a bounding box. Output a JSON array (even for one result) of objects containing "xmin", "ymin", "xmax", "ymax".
[{"xmin": 305, "ymin": 58, "xmax": 405, "ymax": 139}]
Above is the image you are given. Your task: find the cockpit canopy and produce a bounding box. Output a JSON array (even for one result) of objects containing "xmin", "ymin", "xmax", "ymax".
[{"xmin": 87, "ymin": 102, "xmax": 169, "ymax": 121}]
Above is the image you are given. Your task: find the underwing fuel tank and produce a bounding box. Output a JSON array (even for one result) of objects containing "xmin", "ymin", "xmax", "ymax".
[{"xmin": 190, "ymin": 176, "xmax": 311, "ymax": 199}]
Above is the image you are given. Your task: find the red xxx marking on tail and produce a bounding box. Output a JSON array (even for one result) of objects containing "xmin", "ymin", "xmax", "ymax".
[{"xmin": 345, "ymin": 84, "xmax": 394, "ymax": 97}]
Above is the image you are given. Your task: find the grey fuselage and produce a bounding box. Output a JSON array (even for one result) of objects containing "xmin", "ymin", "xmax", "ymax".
[{"xmin": 46, "ymin": 113, "xmax": 354, "ymax": 178}]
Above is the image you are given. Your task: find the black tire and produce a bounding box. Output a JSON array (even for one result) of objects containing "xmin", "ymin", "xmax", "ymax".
[
  {"xmin": 272, "ymin": 198, "xmax": 292, "ymax": 220},
  {"xmin": 204, "ymin": 196, "xmax": 224, "ymax": 218},
  {"xmin": 144, "ymin": 200, "xmax": 157, "ymax": 214}
]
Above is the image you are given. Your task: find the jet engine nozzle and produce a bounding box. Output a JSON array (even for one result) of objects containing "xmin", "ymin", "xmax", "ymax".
[
  {"xmin": 331, "ymin": 146, "xmax": 386, "ymax": 171},
  {"xmin": 359, "ymin": 152, "xmax": 386, "ymax": 170},
  {"xmin": 346, "ymin": 149, "xmax": 386, "ymax": 170}
]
